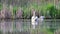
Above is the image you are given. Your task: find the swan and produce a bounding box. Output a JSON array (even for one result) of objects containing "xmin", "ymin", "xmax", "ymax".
[
  {"xmin": 31, "ymin": 11, "xmax": 38, "ymax": 29},
  {"xmin": 39, "ymin": 16, "xmax": 45, "ymax": 22}
]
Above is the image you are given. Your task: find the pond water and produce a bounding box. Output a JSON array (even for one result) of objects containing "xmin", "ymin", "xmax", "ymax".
[{"xmin": 0, "ymin": 19, "xmax": 60, "ymax": 34}]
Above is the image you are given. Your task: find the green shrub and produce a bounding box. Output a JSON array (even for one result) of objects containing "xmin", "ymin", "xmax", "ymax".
[
  {"xmin": 43, "ymin": 3, "xmax": 60, "ymax": 18},
  {"xmin": 48, "ymin": 6, "xmax": 58, "ymax": 18}
]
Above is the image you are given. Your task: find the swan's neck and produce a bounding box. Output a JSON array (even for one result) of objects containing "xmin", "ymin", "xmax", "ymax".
[{"xmin": 33, "ymin": 11, "xmax": 36, "ymax": 16}]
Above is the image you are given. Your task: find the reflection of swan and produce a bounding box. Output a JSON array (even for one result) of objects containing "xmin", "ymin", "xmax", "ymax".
[{"xmin": 31, "ymin": 11, "xmax": 38, "ymax": 29}]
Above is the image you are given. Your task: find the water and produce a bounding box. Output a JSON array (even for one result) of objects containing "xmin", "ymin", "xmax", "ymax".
[{"xmin": 0, "ymin": 19, "xmax": 60, "ymax": 34}]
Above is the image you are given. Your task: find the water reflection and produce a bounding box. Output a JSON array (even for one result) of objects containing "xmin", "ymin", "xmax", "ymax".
[
  {"xmin": 0, "ymin": 19, "xmax": 31, "ymax": 32},
  {"xmin": 0, "ymin": 19, "xmax": 60, "ymax": 34},
  {"xmin": 0, "ymin": 19, "xmax": 13, "ymax": 32}
]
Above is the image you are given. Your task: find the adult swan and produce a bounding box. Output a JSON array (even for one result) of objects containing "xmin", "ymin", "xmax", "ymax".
[{"xmin": 31, "ymin": 11, "xmax": 38, "ymax": 29}]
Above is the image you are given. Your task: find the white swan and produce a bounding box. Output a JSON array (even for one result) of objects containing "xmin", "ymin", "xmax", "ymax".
[{"xmin": 31, "ymin": 11, "xmax": 38, "ymax": 29}]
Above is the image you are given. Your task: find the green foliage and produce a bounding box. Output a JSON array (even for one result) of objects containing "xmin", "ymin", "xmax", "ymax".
[
  {"xmin": 13, "ymin": 6, "xmax": 18, "ymax": 15},
  {"xmin": 22, "ymin": 7, "xmax": 31, "ymax": 19},
  {"xmin": 0, "ymin": 3, "xmax": 2, "ymax": 11},
  {"xmin": 42, "ymin": 3, "xmax": 59, "ymax": 18},
  {"xmin": 48, "ymin": 5, "xmax": 58, "ymax": 18},
  {"xmin": 22, "ymin": 3, "xmax": 60, "ymax": 19},
  {"xmin": 0, "ymin": 2, "xmax": 60, "ymax": 19}
]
